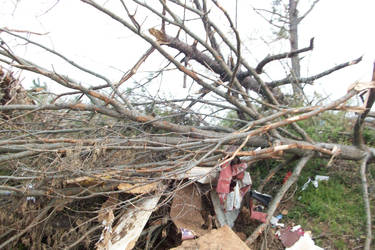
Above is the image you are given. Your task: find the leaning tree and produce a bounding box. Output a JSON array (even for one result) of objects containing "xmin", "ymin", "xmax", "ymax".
[{"xmin": 0, "ymin": 0, "xmax": 373, "ymax": 249}]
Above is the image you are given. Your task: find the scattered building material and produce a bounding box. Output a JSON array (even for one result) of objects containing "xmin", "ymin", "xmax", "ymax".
[
  {"xmin": 213, "ymin": 157, "xmax": 273, "ymax": 227},
  {"xmin": 285, "ymin": 231, "xmax": 323, "ymax": 250},
  {"xmin": 96, "ymin": 210, "xmax": 115, "ymax": 250},
  {"xmin": 277, "ymin": 225, "xmax": 304, "ymax": 248},
  {"xmin": 108, "ymin": 187, "xmax": 165, "ymax": 250},
  {"xmin": 250, "ymin": 190, "xmax": 272, "ymax": 206},
  {"xmin": 270, "ymin": 214, "xmax": 284, "ymax": 228},
  {"xmin": 276, "ymin": 225, "xmax": 323, "ymax": 249},
  {"xmin": 216, "ymin": 158, "xmax": 251, "ymax": 209},
  {"xmin": 96, "ymin": 193, "xmax": 119, "ymax": 250},
  {"xmin": 249, "ymin": 198, "xmax": 267, "ymax": 223},
  {"xmin": 211, "ymin": 190, "xmax": 240, "ymax": 228},
  {"xmin": 315, "ymin": 175, "xmax": 329, "ymax": 182},
  {"xmin": 171, "ymin": 225, "xmax": 251, "ymax": 250},
  {"xmin": 301, "ymin": 175, "xmax": 329, "ymax": 191},
  {"xmin": 181, "ymin": 228, "xmax": 196, "ymax": 241},
  {"xmin": 170, "ymin": 183, "xmax": 207, "ymax": 239},
  {"xmin": 213, "ymin": 158, "xmax": 252, "ymax": 227},
  {"xmin": 246, "ymin": 154, "xmax": 313, "ymax": 245}
]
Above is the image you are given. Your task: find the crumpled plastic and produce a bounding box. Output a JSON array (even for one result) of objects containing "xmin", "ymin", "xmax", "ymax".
[
  {"xmin": 301, "ymin": 175, "xmax": 329, "ymax": 191},
  {"xmin": 270, "ymin": 214, "xmax": 284, "ymax": 227},
  {"xmin": 181, "ymin": 228, "xmax": 196, "ymax": 240}
]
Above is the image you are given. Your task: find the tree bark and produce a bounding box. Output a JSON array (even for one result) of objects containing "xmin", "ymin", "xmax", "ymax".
[{"xmin": 289, "ymin": 0, "xmax": 304, "ymax": 101}]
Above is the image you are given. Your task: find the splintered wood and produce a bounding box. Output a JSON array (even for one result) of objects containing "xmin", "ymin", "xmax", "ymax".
[{"xmin": 108, "ymin": 187, "xmax": 165, "ymax": 250}]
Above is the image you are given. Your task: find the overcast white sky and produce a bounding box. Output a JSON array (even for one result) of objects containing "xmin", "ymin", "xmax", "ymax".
[{"xmin": 1, "ymin": 0, "xmax": 375, "ymax": 102}]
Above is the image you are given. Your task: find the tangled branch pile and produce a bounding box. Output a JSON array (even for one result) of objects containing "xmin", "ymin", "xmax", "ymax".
[{"xmin": 0, "ymin": 1, "xmax": 373, "ymax": 249}]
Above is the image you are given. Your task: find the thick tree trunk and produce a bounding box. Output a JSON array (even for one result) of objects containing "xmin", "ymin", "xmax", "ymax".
[{"xmin": 289, "ymin": 0, "xmax": 304, "ymax": 101}]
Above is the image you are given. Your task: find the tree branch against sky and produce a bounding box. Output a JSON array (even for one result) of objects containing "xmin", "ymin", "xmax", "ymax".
[{"xmin": 0, "ymin": 0, "xmax": 374, "ymax": 249}]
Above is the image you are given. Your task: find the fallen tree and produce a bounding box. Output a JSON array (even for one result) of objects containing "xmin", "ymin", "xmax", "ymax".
[{"xmin": 0, "ymin": 1, "xmax": 373, "ymax": 249}]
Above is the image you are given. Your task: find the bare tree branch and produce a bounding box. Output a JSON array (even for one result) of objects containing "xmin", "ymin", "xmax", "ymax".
[
  {"xmin": 268, "ymin": 56, "xmax": 363, "ymax": 87},
  {"xmin": 298, "ymin": 0, "xmax": 321, "ymax": 23},
  {"xmin": 360, "ymin": 153, "xmax": 373, "ymax": 250},
  {"xmin": 256, "ymin": 37, "xmax": 314, "ymax": 74},
  {"xmin": 246, "ymin": 153, "xmax": 313, "ymax": 245},
  {"xmin": 0, "ymin": 1, "xmax": 372, "ymax": 248},
  {"xmin": 353, "ymin": 62, "xmax": 375, "ymax": 147}
]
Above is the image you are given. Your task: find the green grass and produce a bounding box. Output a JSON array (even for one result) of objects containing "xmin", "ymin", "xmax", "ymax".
[
  {"xmin": 286, "ymin": 162, "xmax": 366, "ymax": 249},
  {"xmin": 289, "ymin": 179, "xmax": 364, "ymax": 232},
  {"xmin": 248, "ymin": 156, "xmax": 369, "ymax": 248},
  {"xmin": 280, "ymin": 110, "xmax": 374, "ymax": 248}
]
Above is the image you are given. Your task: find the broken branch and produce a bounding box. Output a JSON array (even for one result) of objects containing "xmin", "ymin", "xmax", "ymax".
[
  {"xmin": 245, "ymin": 153, "xmax": 313, "ymax": 245},
  {"xmin": 256, "ymin": 38, "xmax": 314, "ymax": 74}
]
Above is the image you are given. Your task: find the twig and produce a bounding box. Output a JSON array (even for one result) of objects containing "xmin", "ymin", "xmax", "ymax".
[
  {"xmin": 212, "ymin": 0, "xmax": 241, "ymax": 91},
  {"xmin": 0, "ymin": 199, "xmax": 59, "ymax": 249},
  {"xmin": 64, "ymin": 224, "xmax": 102, "ymax": 249},
  {"xmin": 298, "ymin": 0, "xmax": 321, "ymax": 22}
]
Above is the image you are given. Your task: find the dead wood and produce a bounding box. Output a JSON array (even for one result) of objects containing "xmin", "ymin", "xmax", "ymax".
[
  {"xmin": 360, "ymin": 153, "xmax": 372, "ymax": 250},
  {"xmin": 0, "ymin": 1, "xmax": 373, "ymax": 248},
  {"xmin": 352, "ymin": 63, "xmax": 375, "ymax": 250},
  {"xmin": 245, "ymin": 153, "xmax": 313, "ymax": 245}
]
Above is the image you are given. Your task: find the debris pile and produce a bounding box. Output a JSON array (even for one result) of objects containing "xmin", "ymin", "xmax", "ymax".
[
  {"xmin": 0, "ymin": 135, "xmax": 325, "ymax": 249},
  {"xmin": 0, "ymin": 67, "xmax": 328, "ymax": 249},
  {"xmin": 276, "ymin": 225, "xmax": 323, "ymax": 250},
  {"xmin": 171, "ymin": 225, "xmax": 251, "ymax": 250}
]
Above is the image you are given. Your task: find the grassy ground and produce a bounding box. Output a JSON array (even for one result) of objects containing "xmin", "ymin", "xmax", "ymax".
[
  {"xmin": 285, "ymin": 113, "xmax": 375, "ymax": 249},
  {"xmin": 247, "ymin": 157, "xmax": 373, "ymax": 249},
  {"xmin": 284, "ymin": 159, "xmax": 374, "ymax": 249}
]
